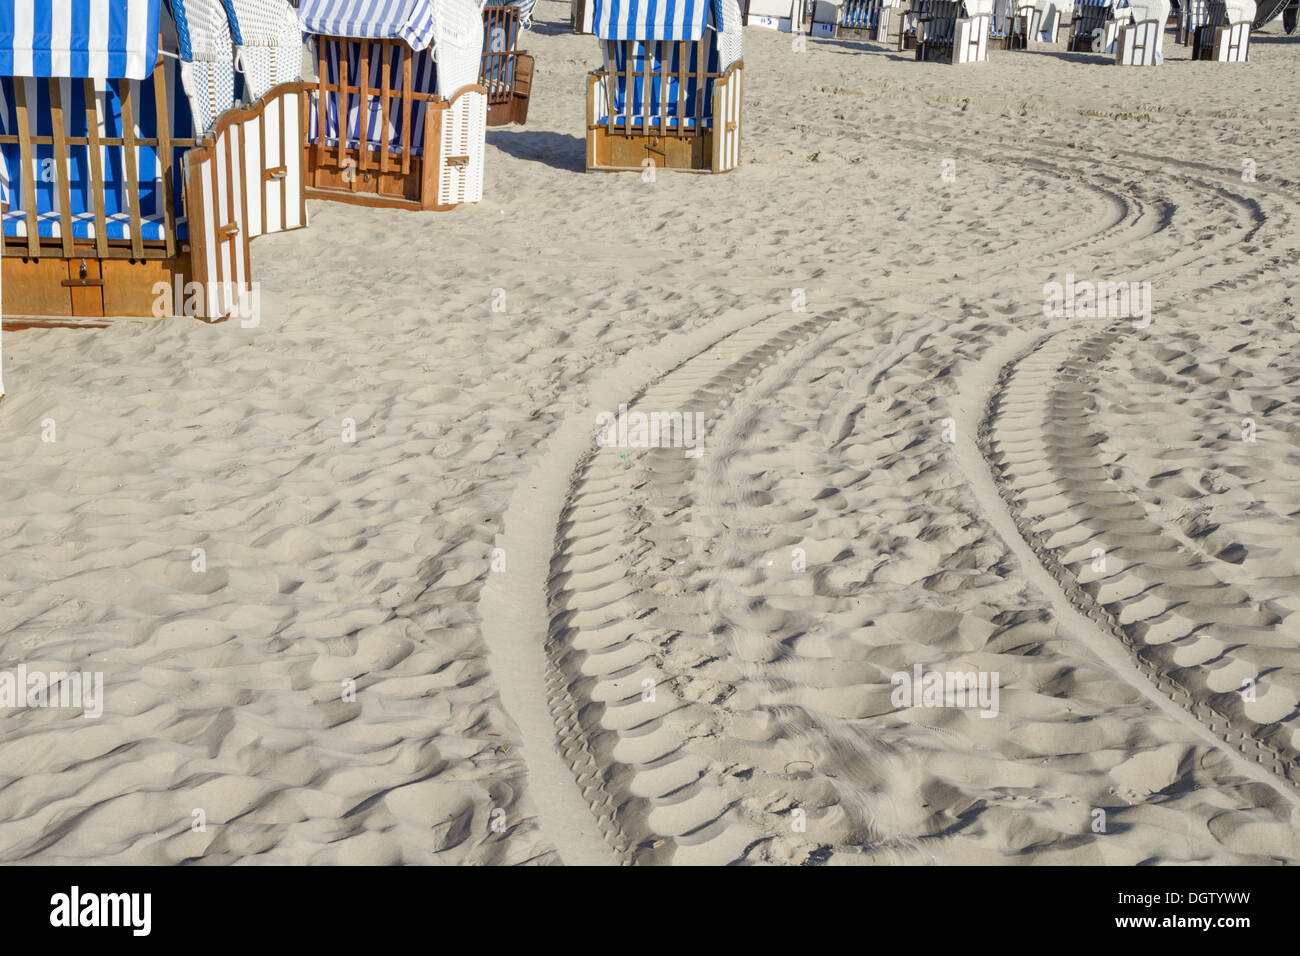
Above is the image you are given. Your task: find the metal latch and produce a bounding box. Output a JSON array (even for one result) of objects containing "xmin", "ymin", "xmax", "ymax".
[{"xmin": 60, "ymin": 258, "xmax": 104, "ymax": 287}]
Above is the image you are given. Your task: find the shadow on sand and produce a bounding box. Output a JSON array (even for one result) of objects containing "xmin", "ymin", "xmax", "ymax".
[{"xmin": 487, "ymin": 128, "xmax": 587, "ymax": 172}]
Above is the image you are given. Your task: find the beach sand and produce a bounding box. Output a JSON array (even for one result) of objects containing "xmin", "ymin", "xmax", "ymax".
[{"xmin": 2, "ymin": 5, "xmax": 1300, "ymax": 863}]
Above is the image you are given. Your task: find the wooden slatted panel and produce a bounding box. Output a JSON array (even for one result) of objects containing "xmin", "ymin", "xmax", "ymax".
[
  {"xmin": 117, "ymin": 79, "xmax": 144, "ymax": 260},
  {"xmin": 676, "ymin": 41, "xmax": 685, "ymax": 124},
  {"xmin": 338, "ymin": 52, "xmax": 349, "ymax": 173},
  {"xmin": 639, "ymin": 41, "xmax": 649, "ymax": 130},
  {"xmin": 12, "ymin": 80, "xmax": 40, "ymax": 258},
  {"xmin": 623, "ymin": 40, "xmax": 632, "ymax": 136},
  {"xmin": 316, "ymin": 39, "xmax": 328, "ymax": 171},
  {"xmin": 152, "ymin": 60, "xmax": 175, "ymax": 258},
  {"xmin": 606, "ymin": 44, "xmax": 616, "ymax": 135},
  {"xmin": 694, "ymin": 40, "xmax": 704, "ymax": 127},
  {"xmin": 48, "ymin": 79, "xmax": 75, "ymax": 257},
  {"xmin": 82, "ymin": 79, "xmax": 109, "ymax": 258},
  {"xmin": 658, "ymin": 40, "xmax": 667, "ymax": 133},
  {"xmin": 224, "ymin": 124, "xmax": 239, "ymax": 291},
  {"xmin": 209, "ymin": 128, "xmax": 224, "ymax": 291},
  {"xmin": 358, "ymin": 39, "xmax": 370, "ymax": 173},
  {"xmin": 280, "ymin": 89, "xmax": 290, "ymax": 228},
  {"xmin": 380, "ymin": 40, "xmax": 391, "ymax": 174},
  {"xmin": 401, "ymin": 44, "xmax": 412, "ymax": 175},
  {"xmin": 481, "ymin": 7, "xmax": 519, "ymax": 106}
]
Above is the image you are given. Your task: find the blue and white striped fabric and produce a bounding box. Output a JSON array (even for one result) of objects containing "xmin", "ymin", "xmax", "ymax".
[
  {"xmin": 841, "ymin": 0, "xmax": 884, "ymax": 26},
  {"xmin": 298, "ymin": 0, "xmax": 437, "ymax": 49},
  {"xmin": 599, "ymin": 38, "xmax": 718, "ymax": 128},
  {"xmin": 308, "ymin": 38, "xmax": 438, "ymax": 155},
  {"xmin": 0, "ymin": 0, "xmax": 162, "ymax": 80},
  {"xmin": 0, "ymin": 60, "xmax": 193, "ymax": 240},
  {"xmin": 593, "ymin": 0, "xmax": 728, "ymax": 41}
]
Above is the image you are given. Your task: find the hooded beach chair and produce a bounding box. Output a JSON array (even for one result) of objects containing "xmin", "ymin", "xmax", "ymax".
[
  {"xmin": 990, "ymin": 0, "xmax": 1025, "ymax": 44},
  {"xmin": 587, "ymin": 0, "xmax": 744, "ymax": 173},
  {"xmin": 1068, "ymin": 0, "xmax": 1121, "ymax": 49},
  {"xmin": 0, "ymin": 0, "xmax": 308, "ymax": 322},
  {"xmin": 1114, "ymin": 0, "xmax": 1168, "ymax": 61},
  {"xmin": 806, "ymin": 0, "xmax": 896, "ymax": 40},
  {"xmin": 480, "ymin": 5, "xmax": 535, "ymax": 126},
  {"xmin": 996, "ymin": 0, "xmax": 1064, "ymax": 45},
  {"xmin": 1192, "ymin": 0, "xmax": 1253, "ymax": 58},
  {"xmin": 916, "ymin": 0, "xmax": 992, "ymax": 60},
  {"xmin": 298, "ymin": 0, "xmax": 487, "ymax": 210}
]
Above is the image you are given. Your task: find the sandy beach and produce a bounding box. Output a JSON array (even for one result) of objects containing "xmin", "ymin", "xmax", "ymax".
[{"xmin": 2, "ymin": 3, "xmax": 1300, "ymax": 864}]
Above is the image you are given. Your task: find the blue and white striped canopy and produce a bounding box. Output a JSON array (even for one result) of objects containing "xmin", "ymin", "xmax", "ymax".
[
  {"xmin": 593, "ymin": 0, "xmax": 728, "ymax": 40},
  {"xmin": 298, "ymin": 0, "xmax": 436, "ymax": 49},
  {"xmin": 0, "ymin": 0, "xmax": 162, "ymax": 79}
]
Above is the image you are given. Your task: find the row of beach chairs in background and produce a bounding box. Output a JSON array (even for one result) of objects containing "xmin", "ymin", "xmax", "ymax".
[{"xmin": 730, "ymin": 0, "xmax": 1256, "ymax": 63}]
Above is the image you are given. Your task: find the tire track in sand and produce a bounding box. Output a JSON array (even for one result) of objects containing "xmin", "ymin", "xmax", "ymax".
[{"xmin": 954, "ymin": 324, "xmax": 1300, "ymax": 805}]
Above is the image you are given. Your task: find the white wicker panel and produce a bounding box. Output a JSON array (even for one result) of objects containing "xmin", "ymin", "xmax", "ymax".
[
  {"xmin": 717, "ymin": 0, "xmax": 744, "ymax": 70},
  {"xmin": 166, "ymin": 0, "xmax": 237, "ymax": 133},
  {"xmin": 230, "ymin": 0, "xmax": 307, "ymax": 101},
  {"xmin": 437, "ymin": 89, "xmax": 486, "ymax": 207},
  {"xmin": 434, "ymin": 0, "xmax": 486, "ymax": 95}
]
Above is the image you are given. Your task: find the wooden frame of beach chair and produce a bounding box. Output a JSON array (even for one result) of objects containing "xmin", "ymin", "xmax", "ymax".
[
  {"xmin": 1191, "ymin": 0, "xmax": 1252, "ymax": 58},
  {"xmin": 0, "ymin": 1, "xmax": 307, "ymax": 322},
  {"xmin": 586, "ymin": 45, "xmax": 743, "ymax": 173},
  {"xmin": 481, "ymin": 6, "xmax": 535, "ymax": 126}
]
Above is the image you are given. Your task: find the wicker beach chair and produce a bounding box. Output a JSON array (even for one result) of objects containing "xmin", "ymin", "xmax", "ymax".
[
  {"xmin": 916, "ymin": 0, "xmax": 992, "ymax": 59},
  {"xmin": 806, "ymin": 0, "xmax": 896, "ymax": 40},
  {"xmin": 990, "ymin": 0, "xmax": 1025, "ymax": 45},
  {"xmin": 1068, "ymin": 0, "xmax": 1120, "ymax": 49},
  {"xmin": 0, "ymin": 0, "xmax": 307, "ymax": 322},
  {"xmin": 587, "ymin": 0, "xmax": 743, "ymax": 172},
  {"xmin": 1114, "ymin": 0, "xmax": 1168, "ymax": 62},
  {"xmin": 1192, "ymin": 0, "xmax": 1253, "ymax": 58},
  {"xmin": 298, "ymin": 0, "xmax": 487, "ymax": 210}
]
